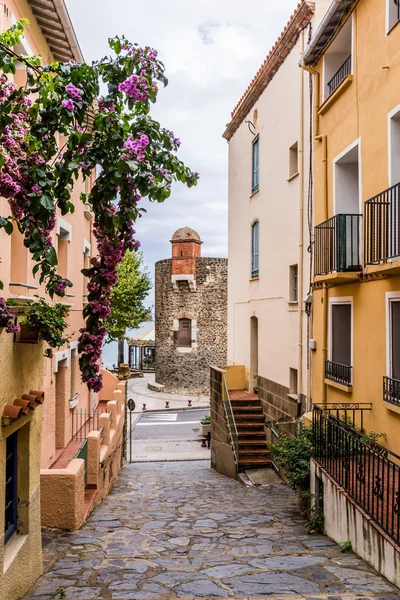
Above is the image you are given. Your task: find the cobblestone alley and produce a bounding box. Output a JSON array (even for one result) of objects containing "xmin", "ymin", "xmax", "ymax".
[{"xmin": 25, "ymin": 461, "xmax": 400, "ymax": 599}]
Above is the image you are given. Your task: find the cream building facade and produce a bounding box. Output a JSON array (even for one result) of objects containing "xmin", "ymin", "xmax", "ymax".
[{"xmin": 224, "ymin": 1, "xmax": 315, "ymax": 428}]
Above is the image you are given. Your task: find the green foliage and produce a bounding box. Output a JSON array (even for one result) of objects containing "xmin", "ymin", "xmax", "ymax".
[
  {"xmin": 21, "ymin": 297, "xmax": 70, "ymax": 357},
  {"xmin": 307, "ymin": 503, "xmax": 325, "ymax": 535},
  {"xmin": 201, "ymin": 414, "xmax": 211, "ymax": 425},
  {"xmin": 104, "ymin": 251, "xmax": 152, "ymax": 342},
  {"xmin": 55, "ymin": 587, "xmax": 67, "ymax": 600},
  {"xmin": 340, "ymin": 540, "xmax": 353, "ymax": 553},
  {"xmin": 269, "ymin": 425, "xmax": 313, "ymax": 491}
]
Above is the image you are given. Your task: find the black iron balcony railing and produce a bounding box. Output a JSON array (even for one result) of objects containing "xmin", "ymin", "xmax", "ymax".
[
  {"xmin": 313, "ymin": 404, "xmax": 400, "ymax": 545},
  {"xmin": 325, "ymin": 360, "xmax": 352, "ymax": 387},
  {"xmin": 364, "ymin": 181, "xmax": 400, "ymax": 265},
  {"xmin": 315, "ymin": 214, "xmax": 362, "ymax": 276},
  {"xmin": 327, "ymin": 54, "xmax": 352, "ymax": 97},
  {"xmin": 384, "ymin": 376, "xmax": 400, "ymax": 407}
]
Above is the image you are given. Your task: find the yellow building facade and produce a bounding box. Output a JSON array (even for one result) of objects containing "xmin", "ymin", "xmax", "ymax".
[{"xmin": 303, "ymin": 0, "xmax": 400, "ymax": 451}]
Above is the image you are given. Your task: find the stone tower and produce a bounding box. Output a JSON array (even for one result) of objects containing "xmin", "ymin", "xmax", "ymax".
[{"xmin": 155, "ymin": 227, "xmax": 228, "ymax": 394}]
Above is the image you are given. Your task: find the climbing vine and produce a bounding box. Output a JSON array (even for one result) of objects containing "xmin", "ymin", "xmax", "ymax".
[{"xmin": 0, "ymin": 21, "xmax": 198, "ymax": 391}]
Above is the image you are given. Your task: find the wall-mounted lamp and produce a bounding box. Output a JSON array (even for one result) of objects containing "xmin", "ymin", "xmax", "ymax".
[{"xmin": 245, "ymin": 120, "xmax": 256, "ymax": 136}]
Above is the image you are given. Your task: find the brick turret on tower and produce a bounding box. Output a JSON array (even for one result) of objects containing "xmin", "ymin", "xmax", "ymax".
[{"xmin": 170, "ymin": 227, "xmax": 203, "ymax": 291}]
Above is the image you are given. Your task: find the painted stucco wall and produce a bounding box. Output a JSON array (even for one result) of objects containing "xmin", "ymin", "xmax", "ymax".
[
  {"xmin": 311, "ymin": 0, "xmax": 400, "ymax": 452},
  {"xmin": 227, "ymin": 29, "xmax": 311, "ymax": 417}
]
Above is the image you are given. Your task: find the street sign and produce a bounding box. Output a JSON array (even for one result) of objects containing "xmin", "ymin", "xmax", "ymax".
[{"xmin": 127, "ymin": 398, "xmax": 135, "ymax": 412}]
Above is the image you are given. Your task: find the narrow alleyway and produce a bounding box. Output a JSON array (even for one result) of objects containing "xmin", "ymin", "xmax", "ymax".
[{"xmin": 25, "ymin": 462, "xmax": 400, "ymax": 599}]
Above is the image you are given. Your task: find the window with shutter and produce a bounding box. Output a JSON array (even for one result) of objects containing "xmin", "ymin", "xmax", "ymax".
[{"xmin": 5, "ymin": 431, "xmax": 18, "ymax": 543}]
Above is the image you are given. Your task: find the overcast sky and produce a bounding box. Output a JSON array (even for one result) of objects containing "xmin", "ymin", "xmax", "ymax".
[{"xmin": 66, "ymin": 0, "xmax": 300, "ymax": 294}]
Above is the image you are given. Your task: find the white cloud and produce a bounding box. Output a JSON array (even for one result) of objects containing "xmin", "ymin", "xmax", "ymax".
[{"xmin": 65, "ymin": 0, "xmax": 301, "ymax": 298}]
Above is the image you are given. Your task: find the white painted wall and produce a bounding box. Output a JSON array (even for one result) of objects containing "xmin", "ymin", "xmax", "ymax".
[{"xmin": 227, "ymin": 32, "xmax": 311, "ymax": 396}]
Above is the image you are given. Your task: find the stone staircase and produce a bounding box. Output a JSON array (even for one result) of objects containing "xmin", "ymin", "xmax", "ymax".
[{"xmin": 230, "ymin": 391, "xmax": 272, "ymax": 471}]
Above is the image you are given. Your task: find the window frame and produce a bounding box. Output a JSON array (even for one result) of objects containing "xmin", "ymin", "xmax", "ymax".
[
  {"xmin": 386, "ymin": 0, "xmax": 400, "ymax": 34},
  {"xmin": 251, "ymin": 221, "xmax": 259, "ymax": 280},
  {"xmin": 386, "ymin": 292, "xmax": 400, "ymax": 379},
  {"xmin": 328, "ymin": 297, "xmax": 353, "ymax": 381},
  {"xmin": 177, "ymin": 318, "xmax": 192, "ymax": 348},
  {"xmin": 251, "ymin": 136, "xmax": 260, "ymax": 194},
  {"xmin": 288, "ymin": 142, "xmax": 299, "ymax": 180}
]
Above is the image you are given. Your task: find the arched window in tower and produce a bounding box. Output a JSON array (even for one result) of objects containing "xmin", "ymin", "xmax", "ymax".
[{"xmin": 178, "ymin": 318, "xmax": 192, "ymax": 347}]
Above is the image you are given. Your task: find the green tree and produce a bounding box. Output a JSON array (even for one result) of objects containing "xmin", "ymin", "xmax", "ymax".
[{"xmin": 105, "ymin": 251, "xmax": 152, "ymax": 364}]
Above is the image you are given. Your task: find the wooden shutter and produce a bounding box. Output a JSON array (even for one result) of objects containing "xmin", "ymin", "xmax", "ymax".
[{"xmin": 332, "ymin": 304, "xmax": 351, "ymax": 367}]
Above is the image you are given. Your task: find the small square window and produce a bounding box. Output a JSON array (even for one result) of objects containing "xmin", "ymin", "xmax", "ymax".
[
  {"xmin": 289, "ymin": 265, "xmax": 298, "ymax": 302},
  {"xmin": 289, "ymin": 142, "xmax": 299, "ymax": 179},
  {"xmin": 388, "ymin": 0, "xmax": 400, "ymax": 32}
]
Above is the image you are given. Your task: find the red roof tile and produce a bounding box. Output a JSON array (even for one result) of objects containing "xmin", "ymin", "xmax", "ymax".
[{"xmin": 223, "ymin": 1, "xmax": 314, "ymax": 141}]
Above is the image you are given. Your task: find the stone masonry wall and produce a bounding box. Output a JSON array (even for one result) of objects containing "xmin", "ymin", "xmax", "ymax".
[{"xmin": 155, "ymin": 257, "xmax": 228, "ymax": 394}]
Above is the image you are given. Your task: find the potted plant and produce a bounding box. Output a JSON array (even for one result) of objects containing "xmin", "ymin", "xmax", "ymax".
[
  {"xmin": 200, "ymin": 413, "xmax": 211, "ymax": 436},
  {"xmin": 14, "ymin": 297, "xmax": 70, "ymax": 357}
]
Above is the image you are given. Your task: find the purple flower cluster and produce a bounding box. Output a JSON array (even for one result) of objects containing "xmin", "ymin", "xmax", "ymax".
[
  {"xmin": 0, "ymin": 299, "xmax": 20, "ymax": 334},
  {"xmin": 119, "ymin": 72, "xmax": 157, "ymax": 102},
  {"xmin": 97, "ymin": 97, "xmax": 116, "ymax": 113},
  {"xmin": 61, "ymin": 98, "xmax": 74, "ymax": 112},
  {"xmin": 65, "ymin": 82, "xmax": 83, "ymax": 100},
  {"xmin": 122, "ymin": 133, "xmax": 149, "ymax": 163}
]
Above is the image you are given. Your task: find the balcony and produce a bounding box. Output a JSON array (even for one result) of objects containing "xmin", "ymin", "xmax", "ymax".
[
  {"xmin": 325, "ymin": 360, "xmax": 352, "ymax": 387},
  {"xmin": 364, "ymin": 182, "xmax": 400, "ymax": 272},
  {"xmin": 327, "ymin": 54, "xmax": 352, "ymax": 97},
  {"xmin": 384, "ymin": 376, "xmax": 400, "ymax": 408},
  {"xmin": 314, "ymin": 214, "xmax": 362, "ymax": 281}
]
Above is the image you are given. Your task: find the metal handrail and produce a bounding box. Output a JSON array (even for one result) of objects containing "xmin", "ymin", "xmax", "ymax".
[
  {"xmin": 364, "ymin": 181, "xmax": 400, "ymax": 264},
  {"xmin": 99, "ymin": 425, "xmax": 105, "ymax": 445},
  {"xmin": 315, "ymin": 213, "xmax": 362, "ymax": 275},
  {"xmin": 222, "ymin": 374, "xmax": 239, "ymax": 467},
  {"xmin": 327, "ymin": 53, "xmax": 352, "ymax": 96}
]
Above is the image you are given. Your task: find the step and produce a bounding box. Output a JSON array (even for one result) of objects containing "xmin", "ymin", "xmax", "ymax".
[
  {"xmin": 235, "ymin": 414, "xmax": 264, "ymax": 422},
  {"xmin": 238, "ymin": 439, "xmax": 269, "ymax": 446},
  {"xmin": 239, "ymin": 448, "xmax": 271, "ymax": 456},
  {"xmin": 238, "ymin": 458, "xmax": 272, "ymax": 467},
  {"xmin": 231, "ymin": 398, "xmax": 261, "ymax": 407},
  {"xmin": 237, "ymin": 422, "xmax": 265, "ymax": 429},
  {"xmin": 237, "ymin": 430, "xmax": 265, "ymax": 437},
  {"xmin": 233, "ymin": 406, "xmax": 263, "ymax": 413}
]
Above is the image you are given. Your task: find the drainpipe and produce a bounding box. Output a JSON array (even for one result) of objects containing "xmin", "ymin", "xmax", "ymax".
[
  {"xmin": 300, "ymin": 62, "xmax": 320, "ymax": 137},
  {"xmin": 297, "ymin": 31, "xmax": 306, "ymax": 418},
  {"xmin": 315, "ymin": 133, "xmax": 328, "ymax": 404},
  {"xmin": 53, "ymin": 0, "xmax": 84, "ymax": 63}
]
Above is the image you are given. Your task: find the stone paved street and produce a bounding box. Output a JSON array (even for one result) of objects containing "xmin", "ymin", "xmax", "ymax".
[{"xmin": 24, "ymin": 461, "xmax": 400, "ymax": 599}]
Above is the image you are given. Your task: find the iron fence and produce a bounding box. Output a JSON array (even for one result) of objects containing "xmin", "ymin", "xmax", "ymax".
[
  {"xmin": 364, "ymin": 182, "xmax": 400, "ymax": 264},
  {"xmin": 325, "ymin": 360, "xmax": 353, "ymax": 387},
  {"xmin": 72, "ymin": 409, "xmax": 103, "ymax": 441},
  {"xmin": 384, "ymin": 376, "xmax": 400, "ymax": 407},
  {"xmin": 327, "ymin": 54, "xmax": 352, "ymax": 96},
  {"xmin": 315, "ymin": 214, "xmax": 362, "ymax": 276},
  {"xmin": 313, "ymin": 404, "xmax": 400, "ymax": 545}
]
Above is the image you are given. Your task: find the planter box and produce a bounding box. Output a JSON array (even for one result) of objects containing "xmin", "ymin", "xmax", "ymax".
[
  {"xmin": 14, "ymin": 324, "xmax": 40, "ymax": 344},
  {"xmin": 200, "ymin": 423, "xmax": 211, "ymax": 436}
]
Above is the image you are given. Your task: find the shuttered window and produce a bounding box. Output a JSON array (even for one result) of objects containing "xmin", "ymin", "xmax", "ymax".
[
  {"xmin": 5, "ymin": 431, "xmax": 18, "ymax": 543},
  {"xmin": 252, "ymin": 137, "xmax": 259, "ymax": 193},
  {"xmin": 391, "ymin": 301, "xmax": 400, "ymax": 380},
  {"xmin": 331, "ymin": 303, "xmax": 352, "ymax": 367},
  {"xmin": 251, "ymin": 221, "xmax": 259, "ymax": 279},
  {"xmin": 178, "ymin": 318, "xmax": 192, "ymax": 348}
]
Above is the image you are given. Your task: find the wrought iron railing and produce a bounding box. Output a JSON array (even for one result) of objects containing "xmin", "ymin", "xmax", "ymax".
[
  {"xmin": 72, "ymin": 409, "xmax": 103, "ymax": 441},
  {"xmin": 222, "ymin": 375, "xmax": 239, "ymax": 466},
  {"xmin": 74, "ymin": 438, "xmax": 88, "ymax": 487},
  {"xmin": 325, "ymin": 360, "xmax": 353, "ymax": 386},
  {"xmin": 384, "ymin": 376, "xmax": 400, "ymax": 407},
  {"xmin": 364, "ymin": 182, "xmax": 400, "ymax": 264},
  {"xmin": 210, "ymin": 366, "xmax": 239, "ymax": 469},
  {"xmin": 327, "ymin": 54, "xmax": 352, "ymax": 96},
  {"xmin": 315, "ymin": 214, "xmax": 362, "ymax": 276},
  {"xmin": 313, "ymin": 404, "xmax": 400, "ymax": 545}
]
